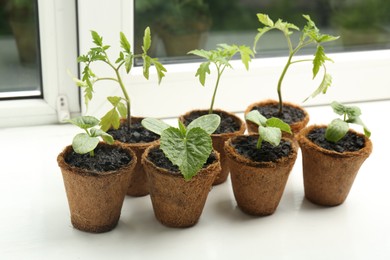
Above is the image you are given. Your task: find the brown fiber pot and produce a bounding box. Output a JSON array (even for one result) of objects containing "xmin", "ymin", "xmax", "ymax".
[
  {"xmin": 57, "ymin": 142, "xmax": 137, "ymax": 233},
  {"xmin": 296, "ymin": 125, "xmax": 373, "ymax": 206},
  {"xmin": 142, "ymin": 145, "xmax": 221, "ymax": 228},
  {"xmin": 180, "ymin": 109, "xmax": 246, "ymax": 185},
  {"xmin": 245, "ymin": 100, "xmax": 309, "ymax": 136},
  {"xmin": 225, "ymin": 135, "xmax": 298, "ymax": 216},
  {"xmin": 113, "ymin": 117, "xmax": 159, "ymax": 197}
]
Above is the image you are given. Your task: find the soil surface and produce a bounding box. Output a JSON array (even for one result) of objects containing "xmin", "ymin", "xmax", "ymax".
[
  {"xmin": 107, "ymin": 121, "xmax": 159, "ymax": 144},
  {"xmin": 65, "ymin": 145, "xmax": 132, "ymax": 173},
  {"xmin": 307, "ymin": 127, "xmax": 365, "ymax": 153},
  {"xmin": 232, "ymin": 135, "xmax": 292, "ymax": 163},
  {"xmin": 147, "ymin": 147, "xmax": 217, "ymax": 173},
  {"xmin": 182, "ymin": 110, "xmax": 240, "ymax": 134},
  {"xmin": 251, "ymin": 104, "xmax": 305, "ymax": 125}
]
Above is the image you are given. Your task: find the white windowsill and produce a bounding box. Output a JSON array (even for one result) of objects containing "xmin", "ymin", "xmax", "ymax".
[{"xmin": 0, "ymin": 100, "xmax": 389, "ymax": 259}]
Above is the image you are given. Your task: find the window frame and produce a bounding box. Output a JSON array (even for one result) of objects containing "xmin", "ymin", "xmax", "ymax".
[
  {"xmin": 0, "ymin": 0, "xmax": 80, "ymax": 128},
  {"xmin": 77, "ymin": 0, "xmax": 390, "ymax": 120}
]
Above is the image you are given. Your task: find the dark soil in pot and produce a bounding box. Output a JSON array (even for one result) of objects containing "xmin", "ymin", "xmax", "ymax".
[
  {"xmin": 107, "ymin": 117, "xmax": 160, "ymax": 197},
  {"xmin": 245, "ymin": 100, "xmax": 309, "ymax": 135},
  {"xmin": 231, "ymin": 135, "xmax": 292, "ymax": 163},
  {"xmin": 65, "ymin": 145, "xmax": 131, "ymax": 173},
  {"xmin": 181, "ymin": 110, "xmax": 241, "ymax": 134},
  {"xmin": 250, "ymin": 104, "xmax": 306, "ymax": 125},
  {"xmin": 107, "ymin": 121, "xmax": 159, "ymax": 144},
  {"xmin": 306, "ymin": 127, "xmax": 365, "ymax": 153},
  {"xmin": 180, "ymin": 109, "xmax": 246, "ymax": 185}
]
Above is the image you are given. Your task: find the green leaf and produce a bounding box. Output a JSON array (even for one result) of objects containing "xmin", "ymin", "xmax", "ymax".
[
  {"xmin": 150, "ymin": 58, "xmax": 167, "ymax": 84},
  {"xmin": 313, "ymin": 45, "xmax": 325, "ymax": 79},
  {"xmin": 258, "ymin": 125, "xmax": 282, "ymax": 147},
  {"xmin": 194, "ymin": 61, "xmax": 211, "ymax": 86},
  {"xmin": 187, "ymin": 114, "xmax": 221, "ymax": 134},
  {"xmin": 325, "ymin": 118, "xmax": 349, "ymax": 143},
  {"xmin": 178, "ymin": 120, "xmax": 187, "ymax": 136},
  {"xmin": 120, "ymin": 32, "xmax": 131, "ymax": 53},
  {"xmin": 304, "ymin": 73, "xmax": 332, "ymax": 102},
  {"xmin": 257, "ymin": 13, "xmax": 274, "ymax": 27},
  {"xmin": 124, "ymin": 53, "xmax": 133, "ymax": 74},
  {"xmin": 266, "ymin": 117, "xmax": 292, "ymax": 134},
  {"xmin": 160, "ymin": 127, "xmax": 212, "ymax": 181},
  {"xmin": 238, "ymin": 45, "xmax": 253, "ymax": 70},
  {"xmin": 117, "ymin": 101, "xmax": 127, "ymax": 118},
  {"xmin": 91, "ymin": 30, "xmax": 103, "ymax": 47},
  {"xmin": 107, "ymin": 96, "xmax": 121, "ymax": 106},
  {"xmin": 89, "ymin": 128, "xmax": 114, "ymax": 144},
  {"xmin": 347, "ymin": 116, "xmax": 371, "ymax": 138},
  {"xmin": 143, "ymin": 27, "xmax": 151, "ymax": 53},
  {"xmin": 345, "ymin": 106, "xmax": 362, "ymax": 120},
  {"xmin": 100, "ymin": 108, "xmax": 120, "ymax": 132},
  {"xmin": 142, "ymin": 55, "xmax": 151, "ymax": 80},
  {"xmin": 330, "ymin": 101, "xmax": 346, "ymax": 116},
  {"xmin": 141, "ymin": 117, "xmax": 171, "ymax": 136},
  {"xmin": 188, "ymin": 49, "xmax": 211, "ymax": 59},
  {"xmin": 72, "ymin": 133, "xmax": 100, "ymax": 155},
  {"xmin": 245, "ymin": 110, "xmax": 267, "ymax": 127},
  {"xmin": 68, "ymin": 116, "xmax": 100, "ymax": 130}
]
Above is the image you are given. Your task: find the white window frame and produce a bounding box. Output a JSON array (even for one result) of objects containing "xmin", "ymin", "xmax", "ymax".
[
  {"xmin": 78, "ymin": 0, "xmax": 390, "ymax": 120},
  {"xmin": 0, "ymin": 0, "xmax": 80, "ymax": 128}
]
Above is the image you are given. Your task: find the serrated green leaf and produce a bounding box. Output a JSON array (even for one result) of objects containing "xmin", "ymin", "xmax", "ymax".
[
  {"xmin": 266, "ymin": 117, "xmax": 292, "ymax": 134},
  {"xmin": 245, "ymin": 110, "xmax": 267, "ymax": 127},
  {"xmin": 188, "ymin": 49, "xmax": 211, "ymax": 59},
  {"xmin": 142, "ymin": 55, "xmax": 151, "ymax": 80},
  {"xmin": 313, "ymin": 45, "xmax": 325, "ymax": 79},
  {"xmin": 143, "ymin": 27, "xmax": 151, "ymax": 52},
  {"xmin": 238, "ymin": 45, "xmax": 253, "ymax": 70},
  {"xmin": 124, "ymin": 53, "xmax": 133, "ymax": 74},
  {"xmin": 151, "ymin": 59, "xmax": 167, "ymax": 84},
  {"xmin": 91, "ymin": 30, "xmax": 103, "ymax": 47},
  {"xmin": 77, "ymin": 55, "xmax": 89, "ymax": 63},
  {"xmin": 257, "ymin": 13, "xmax": 274, "ymax": 27},
  {"xmin": 141, "ymin": 117, "xmax": 171, "ymax": 136},
  {"xmin": 325, "ymin": 118, "xmax": 349, "ymax": 143},
  {"xmin": 195, "ymin": 61, "xmax": 211, "ymax": 86},
  {"xmin": 259, "ymin": 125, "xmax": 282, "ymax": 147},
  {"xmin": 120, "ymin": 32, "xmax": 131, "ymax": 53},
  {"xmin": 68, "ymin": 116, "xmax": 100, "ymax": 130},
  {"xmin": 72, "ymin": 133, "xmax": 100, "ymax": 155},
  {"xmin": 304, "ymin": 73, "xmax": 332, "ymax": 102},
  {"xmin": 107, "ymin": 96, "xmax": 122, "ymax": 106},
  {"xmin": 187, "ymin": 114, "xmax": 221, "ymax": 134},
  {"xmin": 117, "ymin": 102, "xmax": 127, "ymax": 118},
  {"xmin": 100, "ymin": 108, "xmax": 120, "ymax": 132},
  {"xmin": 160, "ymin": 127, "xmax": 212, "ymax": 181}
]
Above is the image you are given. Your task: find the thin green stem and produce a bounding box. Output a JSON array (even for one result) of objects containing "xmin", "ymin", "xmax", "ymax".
[
  {"xmin": 209, "ymin": 65, "xmax": 224, "ymax": 114},
  {"xmin": 277, "ymin": 52, "xmax": 294, "ymax": 114},
  {"xmin": 114, "ymin": 68, "xmax": 131, "ymax": 129}
]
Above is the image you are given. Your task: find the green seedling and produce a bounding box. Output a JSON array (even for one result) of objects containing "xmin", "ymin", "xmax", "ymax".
[
  {"xmin": 74, "ymin": 27, "xmax": 167, "ymax": 132},
  {"xmin": 142, "ymin": 114, "xmax": 221, "ymax": 180},
  {"xmin": 245, "ymin": 110, "xmax": 292, "ymax": 149},
  {"xmin": 68, "ymin": 116, "xmax": 114, "ymax": 157},
  {"xmin": 325, "ymin": 101, "xmax": 371, "ymax": 143},
  {"xmin": 254, "ymin": 13, "xmax": 339, "ymax": 114},
  {"xmin": 188, "ymin": 43, "xmax": 254, "ymax": 114}
]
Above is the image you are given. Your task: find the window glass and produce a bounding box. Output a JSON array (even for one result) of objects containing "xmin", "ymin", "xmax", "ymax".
[
  {"xmin": 0, "ymin": 0, "xmax": 41, "ymax": 99},
  {"xmin": 134, "ymin": 0, "xmax": 390, "ymax": 63}
]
